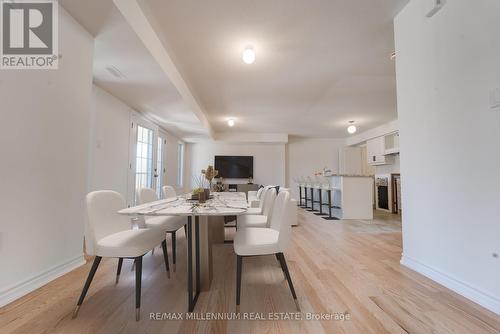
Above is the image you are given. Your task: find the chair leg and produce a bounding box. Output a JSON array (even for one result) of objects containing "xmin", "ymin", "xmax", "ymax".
[
  {"xmin": 171, "ymin": 231, "xmax": 176, "ymax": 272},
  {"xmin": 161, "ymin": 239, "xmax": 171, "ymax": 278},
  {"xmin": 115, "ymin": 258, "xmax": 123, "ymax": 284},
  {"xmin": 277, "ymin": 253, "xmax": 300, "ymax": 311},
  {"xmin": 275, "ymin": 254, "xmax": 287, "ymax": 279},
  {"xmin": 319, "ymin": 189, "xmax": 323, "ymax": 214},
  {"xmin": 72, "ymin": 256, "xmax": 102, "ymax": 318},
  {"xmin": 184, "ymin": 224, "xmax": 187, "ymax": 236},
  {"xmin": 236, "ymin": 255, "xmax": 242, "ymax": 312},
  {"xmin": 135, "ymin": 256, "xmax": 143, "ymax": 321}
]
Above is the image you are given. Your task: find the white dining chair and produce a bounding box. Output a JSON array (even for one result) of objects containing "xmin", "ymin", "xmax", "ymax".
[
  {"xmin": 72, "ymin": 191, "xmax": 168, "ymax": 321},
  {"xmin": 237, "ymin": 187, "xmax": 277, "ymax": 228},
  {"xmin": 137, "ymin": 187, "xmax": 186, "ymax": 273},
  {"xmin": 162, "ymin": 185, "xmax": 177, "ymax": 199},
  {"xmin": 245, "ymin": 186, "xmax": 275, "ymax": 215},
  {"xmin": 233, "ymin": 191, "xmax": 299, "ymax": 311},
  {"xmin": 246, "ymin": 186, "xmax": 264, "ymax": 207},
  {"xmin": 245, "ymin": 185, "xmax": 268, "ymax": 212}
]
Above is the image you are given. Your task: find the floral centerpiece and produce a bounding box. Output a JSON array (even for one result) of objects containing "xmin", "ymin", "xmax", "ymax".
[
  {"xmin": 191, "ymin": 165, "xmax": 219, "ymax": 202},
  {"xmin": 201, "ymin": 165, "xmax": 218, "ymax": 190},
  {"xmin": 192, "ymin": 173, "xmax": 205, "ymax": 200}
]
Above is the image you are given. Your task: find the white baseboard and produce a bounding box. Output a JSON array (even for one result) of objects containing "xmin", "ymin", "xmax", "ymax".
[
  {"xmin": 0, "ymin": 254, "xmax": 86, "ymax": 307},
  {"xmin": 400, "ymin": 254, "xmax": 500, "ymax": 315}
]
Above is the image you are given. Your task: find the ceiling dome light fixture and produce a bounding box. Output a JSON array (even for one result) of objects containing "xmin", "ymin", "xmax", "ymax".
[
  {"xmin": 347, "ymin": 121, "xmax": 357, "ymax": 134},
  {"xmin": 242, "ymin": 46, "xmax": 256, "ymax": 64},
  {"xmin": 227, "ymin": 119, "xmax": 235, "ymax": 127}
]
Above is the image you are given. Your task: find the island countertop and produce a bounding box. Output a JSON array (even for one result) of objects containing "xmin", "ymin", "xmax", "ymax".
[{"xmin": 325, "ymin": 174, "xmax": 374, "ymax": 178}]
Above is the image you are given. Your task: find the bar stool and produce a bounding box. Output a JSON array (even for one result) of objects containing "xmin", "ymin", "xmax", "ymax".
[
  {"xmin": 293, "ymin": 177, "xmax": 301, "ymax": 207},
  {"xmin": 313, "ymin": 176, "xmax": 329, "ymax": 216},
  {"xmin": 320, "ymin": 178, "xmax": 339, "ymax": 220},
  {"xmin": 305, "ymin": 176, "xmax": 316, "ymax": 212},
  {"xmin": 297, "ymin": 177, "xmax": 307, "ymax": 208},
  {"xmin": 312, "ymin": 176, "xmax": 323, "ymax": 215}
]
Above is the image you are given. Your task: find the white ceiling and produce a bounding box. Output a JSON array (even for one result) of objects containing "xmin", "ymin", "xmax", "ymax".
[
  {"xmin": 62, "ymin": 0, "xmax": 408, "ymax": 140},
  {"xmin": 138, "ymin": 0, "xmax": 408, "ymax": 137},
  {"xmin": 60, "ymin": 0, "xmax": 208, "ymax": 139}
]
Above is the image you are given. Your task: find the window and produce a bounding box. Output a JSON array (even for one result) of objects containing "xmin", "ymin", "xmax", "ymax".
[
  {"xmin": 135, "ymin": 125, "xmax": 154, "ymax": 203},
  {"xmin": 155, "ymin": 137, "xmax": 165, "ymax": 198},
  {"xmin": 177, "ymin": 142, "xmax": 184, "ymax": 187}
]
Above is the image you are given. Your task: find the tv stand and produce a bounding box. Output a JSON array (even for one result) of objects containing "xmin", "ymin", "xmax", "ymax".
[{"xmin": 226, "ymin": 183, "xmax": 260, "ymax": 194}]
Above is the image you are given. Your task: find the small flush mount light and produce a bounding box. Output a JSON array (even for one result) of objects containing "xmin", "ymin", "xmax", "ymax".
[
  {"xmin": 347, "ymin": 121, "xmax": 357, "ymax": 134},
  {"xmin": 242, "ymin": 46, "xmax": 256, "ymax": 64},
  {"xmin": 227, "ymin": 119, "xmax": 235, "ymax": 127}
]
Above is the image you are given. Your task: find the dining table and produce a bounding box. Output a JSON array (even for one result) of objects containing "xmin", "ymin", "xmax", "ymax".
[{"xmin": 118, "ymin": 191, "xmax": 248, "ymax": 312}]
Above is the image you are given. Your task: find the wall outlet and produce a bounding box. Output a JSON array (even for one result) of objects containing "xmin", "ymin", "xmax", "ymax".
[{"xmin": 490, "ymin": 87, "xmax": 500, "ymax": 109}]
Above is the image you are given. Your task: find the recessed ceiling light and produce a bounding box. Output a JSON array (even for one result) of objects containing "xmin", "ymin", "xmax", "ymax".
[
  {"xmin": 242, "ymin": 46, "xmax": 255, "ymax": 64},
  {"xmin": 347, "ymin": 121, "xmax": 357, "ymax": 134},
  {"xmin": 227, "ymin": 119, "xmax": 235, "ymax": 127}
]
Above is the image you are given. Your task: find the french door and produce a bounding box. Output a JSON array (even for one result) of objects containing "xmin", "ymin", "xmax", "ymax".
[
  {"xmin": 127, "ymin": 115, "xmax": 166, "ymax": 206},
  {"xmin": 155, "ymin": 132, "xmax": 167, "ymax": 199}
]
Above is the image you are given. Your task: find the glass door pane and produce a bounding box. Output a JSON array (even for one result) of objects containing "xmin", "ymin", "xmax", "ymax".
[
  {"xmin": 135, "ymin": 125, "xmax": 154, "ymax": 203},
  {"xmin": 155, "ymin": 136, "xmax": 165, "ymax": 198}
]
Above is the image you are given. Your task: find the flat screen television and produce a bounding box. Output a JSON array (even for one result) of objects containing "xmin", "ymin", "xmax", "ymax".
[{"xmin": 214, "ymin": 156, "xmax": 253, "ymax": 179}]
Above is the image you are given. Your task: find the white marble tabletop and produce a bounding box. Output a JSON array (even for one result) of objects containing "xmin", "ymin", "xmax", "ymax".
[{"xmin": 118, "ymin": 192, "xmax": 248, "ymax": 217}]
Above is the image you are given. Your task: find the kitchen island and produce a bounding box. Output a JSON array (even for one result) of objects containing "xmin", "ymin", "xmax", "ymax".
[{"xmin": 327, "ymin": 175, "xmax": 374, "ymax": 220}]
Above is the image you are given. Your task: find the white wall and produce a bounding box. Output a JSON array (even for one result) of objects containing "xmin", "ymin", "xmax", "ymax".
[
  {"xmin": 287, "ymin": 138, "xmax": 345, "ymax": 199},
  {"xmin": 0, "ymin": 8, "xmax": 94, "ymax": 306},
  {"xmin": 395, "ymin": 0, "xmax": 500, "ymax": 314},
  {"xmin": 188, "ymin": 138, "xmax": 346, "ymax": 200},
  {"xmin": 163, "ymin": 131, "xmax": 188, "ymax": 194},
  {"xmin": 88, "ymin": 86, "xmax": 131, "ymax": 197},
  {"xmin": 188, "ymin": 141, "xmax": 286, "ymax": 188},
  {"xmin": 89, "ymin": 85, "xmax": 189, "ymax": 201}
]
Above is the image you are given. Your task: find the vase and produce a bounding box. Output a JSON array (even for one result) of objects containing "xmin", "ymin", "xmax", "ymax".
[{"xmin": 198, "ymin": 191, "xmax": 206, "ymax": 203}]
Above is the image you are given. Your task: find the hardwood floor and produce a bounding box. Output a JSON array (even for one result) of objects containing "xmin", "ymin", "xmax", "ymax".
[{"xmin": 1, "ymin": 210, "xmax": 499, "ymax": 333}]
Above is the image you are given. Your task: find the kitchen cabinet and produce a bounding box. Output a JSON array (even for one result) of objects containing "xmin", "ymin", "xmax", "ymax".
[
  {"xmin": 384, "ymin": 132, "xmax": 400, "ymax": 155},
  {"xmin": 366, "ymin": 136, "xmax": 394, "ymax": 165},
  {"xmin": 338, "ymin": 147, "xmax": 363, "ymax": 175}
]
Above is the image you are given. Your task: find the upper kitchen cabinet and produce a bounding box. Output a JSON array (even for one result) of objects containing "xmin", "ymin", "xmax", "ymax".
[
  {"xmin": 366, "ymin": 136, "xmax": 394, "ymax": 165},
  {"xmin": 338, "ymin": 147, "xmax": 363, "ymax": 175},
  {"xmin": 384, "ymin": 132, "xmax": 400, "ymax": 155}
]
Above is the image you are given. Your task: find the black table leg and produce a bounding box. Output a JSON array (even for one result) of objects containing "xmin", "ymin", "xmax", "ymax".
[
  {"xmin": 195, "ymin": 217, "xmax": 200, "ymax": 297},
  {"xmin": 187, "ymin": 215, "xmax": 201, "ymax": 312}
]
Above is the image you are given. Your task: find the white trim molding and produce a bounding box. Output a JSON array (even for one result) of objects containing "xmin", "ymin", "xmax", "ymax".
[
  {"xmin": 214, "ymin": 132, "xmax": 289, "ymax": 143},
  {"xmin": 0, "ymin": 254, "xmax": 86, "ymax": 307},
  {"xmin": 401, "ymin": 254, "xmax": 500, "ymax": 316}
]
